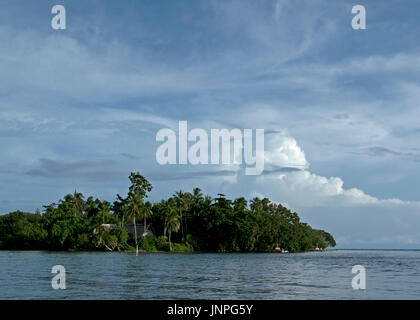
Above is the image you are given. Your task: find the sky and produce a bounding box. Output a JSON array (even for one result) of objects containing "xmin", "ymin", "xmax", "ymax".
[{"xmin": 1, "ymin": 0, "xmax": 420, "ymax": 248}]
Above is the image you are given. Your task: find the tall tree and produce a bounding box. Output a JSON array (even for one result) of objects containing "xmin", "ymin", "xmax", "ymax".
[
  {"xmin": 173, "ymin": 190, "xmax": 190, "ymax": 241},
  {"xmin": 73, "ymin": 190, "xmax": 85, "ymax": 215},
  {"xmin": 192, "ymin": 188, "xmax": 203, "ymax": 214},
  {"xmin": 166, "ymin": 211, "xmax": 180, "ymax": 252},
  {"xmin": 127, "ymin": 172, "xmax": 153, "ymax": 255},
  {"xmin": 98, "ymin": 202, "xmax": 110, "ymax": 225},
  {"xmin": 128, "ymin": 172, "xmax": 152, "ymax": 199},
  {"xmin": 142, "ymin": 201, "xmax": 153, "ymax": 235},
  {"xmin": 127, "ymin": 194, "xmax": 143, "ymax": 256},
  {"xmin": 163, "ymin": 198, "xmax": 177, "ymax": 238},
  {"xmin": 112, "ymin": 194, "xmax": 128, "ymax": 227}
]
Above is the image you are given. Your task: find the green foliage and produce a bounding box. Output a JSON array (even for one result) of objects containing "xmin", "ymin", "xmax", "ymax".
[
  {"xmin": 0, "ymin": 172, "xmax": 336, "ymax": 253},
  {"xmin": 155, "ymin": 194, "xmax": 336, "ymax": 253},
  {"xmin": 128, "ymin": 172, "xmax": 152, "ymax": 199},
  {"xmin": 0, "ymin": 211, "xmax": 47, "ymax": 249},
  {"xmin": 119, "ymin": 242, "xmax": 135, "ymax": 251},
  {"xmin": 42, "ymin": 201, "xmax": 88, "ymax": 250},
  {"xmin": 77, "ymin": 233, "xmax": 91, "ymax": 249},
  {"xmin": 137, "ymin": 236, "xmax": 157, "ymax": 251},
  {"xmin": 171, "ymin": 242, "xmax": 193, "ymax": 252},
  {"xmin": 111, "ymin": 227, "xmax": 129, "ymax": 245},
  {"xmin": 155, "ymin": 235, "xmax": 170, "ymax": 251},
  {"xmin": 136, "ymin": 236, "xmax": 182, "ymax": 252}
]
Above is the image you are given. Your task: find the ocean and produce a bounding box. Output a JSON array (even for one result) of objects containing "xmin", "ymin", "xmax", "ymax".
[{"xmin": 1, "ymin": 249, "xmax": 419, "ymax": 299}]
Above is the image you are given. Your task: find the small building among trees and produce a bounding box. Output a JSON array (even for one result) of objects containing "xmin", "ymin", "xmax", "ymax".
[{"xmin": 125, "ymin": 223, "xmax": 153, "ymax": 238}]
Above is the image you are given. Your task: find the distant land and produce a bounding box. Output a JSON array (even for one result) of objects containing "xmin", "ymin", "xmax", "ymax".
[{"xmin": 0, "ymin": 172, "xmax": 336, "ymax": 253}]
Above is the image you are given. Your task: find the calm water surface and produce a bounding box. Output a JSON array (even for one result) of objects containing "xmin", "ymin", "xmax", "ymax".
[{"xmin": 0, "ymin": 250, "xmax": 419, "ymax": 299}]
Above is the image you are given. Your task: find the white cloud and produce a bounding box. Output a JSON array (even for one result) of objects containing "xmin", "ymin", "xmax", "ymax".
[
  {"xmin": 262, "ymin": 170, "xmax": 378, "ymax": 206},
  {"xmin": 257, "ymin": 131, "xmax": 420, "ymax": 208},
  {"xmin": 264, "ymin": 134, "xmax": 309, "ymax": 169}
]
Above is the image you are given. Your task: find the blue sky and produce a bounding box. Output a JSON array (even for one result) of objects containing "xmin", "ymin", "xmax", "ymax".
[{"xmin": 1, "ymin": 0, "xmax": 420, "ymax": 248}]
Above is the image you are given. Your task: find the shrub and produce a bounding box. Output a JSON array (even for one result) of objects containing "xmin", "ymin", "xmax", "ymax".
[
  {"xmin": 111, "ymin": 227, "xmax": 129, "ymax": 245},
  {"xmin": 155, "ymin": 236, "xmax": 170, "ymax": 251},
  {"xmin": 138, "ymin": 236, "xmax": 157, "ymax": 251},
  {"xmin": 119, "ymin": 243, "xmax": 135, "ymax": 251},
  {"xmin": 171, "ymin": 242, "xmax": 193, "ymax": 252},
  {"xmin": 77, "ymin": 233, "xmax": 91, "ymax": 249}
]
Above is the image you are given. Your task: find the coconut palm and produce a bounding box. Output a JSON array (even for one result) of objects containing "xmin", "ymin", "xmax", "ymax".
[
  {"xmin": 142, "ymin": 201, "xmax": 153, "ymax": 235},
  {"xmin": 166, "ymin": 211, "xmax": 180, "ymax": 252},
  {"xmin": 192, "ymin": 188, "xmax": 203, "ymax": 209},
  {"xmin": 112, "ymin": 194, "xmax": 128, "ymax": 228},
  {"xmin": 173, "ymin": 190, "xmax": 191, "ymax": 241},
  {"xmin": 163, "ymin": 198, "xmax": 176, "ymax": 239},
  {"xmin": 73, "ymin": 190, "xmax": 85, "ymax": 215},
  {"xmin": 127, "ymin": 194, "xmax": 143, "ymax": 256},
  {"xmin": 98, "ymin": 202, "xmax": 110, "ymax": 224}
]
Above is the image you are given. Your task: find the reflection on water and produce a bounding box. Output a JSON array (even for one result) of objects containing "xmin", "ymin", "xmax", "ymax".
[{"xmin": 0, "ymin": 250, "xmax": 419, "ymax": 299}]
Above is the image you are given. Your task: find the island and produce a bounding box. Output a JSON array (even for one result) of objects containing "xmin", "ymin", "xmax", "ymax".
[{"xmin": 0, "ymin": 172, "xmax": 336, "ymax": 253}]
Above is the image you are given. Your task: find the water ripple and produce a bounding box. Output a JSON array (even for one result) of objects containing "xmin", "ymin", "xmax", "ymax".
[{"xmin": 0, "ymin": 250, "xmax": 420, "ymax": 299}]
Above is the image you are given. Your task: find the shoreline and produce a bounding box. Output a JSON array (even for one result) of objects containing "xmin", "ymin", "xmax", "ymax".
[{"xmin": 0, "ymin": 248, "xmax": 331, "ymax": 254}]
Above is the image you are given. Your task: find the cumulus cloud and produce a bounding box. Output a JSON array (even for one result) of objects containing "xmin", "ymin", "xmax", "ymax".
[
  {"xmin": 264, "ymin": 133, "xmax": 309, "ymax": 170},
  {"xmin": 256, "ymin": 132, "xmax": 418, "ymax": 208},
  {"xmin": 259, "ymin": 170, "xmax": 376, "ymax": 206}
]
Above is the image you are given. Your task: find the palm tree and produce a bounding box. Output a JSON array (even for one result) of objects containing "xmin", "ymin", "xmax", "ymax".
[
  {"xmin": 166, "ymin": 211, "xmax": 180, "ymax": 252},
  {"xmin": 73, "ymin": 190, "xmax": 85, "ymax": 215},
  {"xmin": 113, "ymin": 194, "xmax": 128, "ymax": 228},
  {"xmin": 192, "ymin": 188, "xmax": 203, "ymax": 208},
  {"xmin": 164, "ymin": 198, "xmax": 176, "ymax": 239},
  {"xmin": 174, "ymin": 190, "xmax": 190, "ymax": 241},
  {"xmin": 98, "ymin": 202, "xmax": 110, "ymax": 224},
  {"xmin": 184, "ymin": 192, "xmax": 192, "ymax": 236},
  {"xmin": 250, "ymin": 197, "xmax": 262, "ymax": 213},
  {"xmin": 189, "ymin": 188, "xmax": 203, "ymax": 223},
  {"xmin": 128, "ymin": 194, "xmax": 143, "ymax": 256},
  {"xmin": 233, "ymin": 197, "xmax": 248, "ymax": 212},
  {"xmin": 142, "ymin": 201, "xmax": 153, "ymax": 236}
]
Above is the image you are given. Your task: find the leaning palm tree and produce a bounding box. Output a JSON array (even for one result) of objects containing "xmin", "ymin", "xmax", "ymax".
[
  {"xmin": 142, "ymin": 201, "xmax": 153, "ymax": 236},
  {"xmin": 127, "ymin": 194, "xmax": 143, "ymax": 256},
  {"xmin": 166, "ymin": 212, "xmax": 180, "ymax": 252}
]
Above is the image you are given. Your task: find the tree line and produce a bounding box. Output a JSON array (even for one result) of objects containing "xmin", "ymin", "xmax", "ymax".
[{"xmin": 0, "ymin": 172, "xmax": 336, "ymax": 253}]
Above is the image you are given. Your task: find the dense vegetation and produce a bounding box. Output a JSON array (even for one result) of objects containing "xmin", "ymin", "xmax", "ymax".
[{"xmin": 0, "ymin": 172, "xmax": 335, "ymax": 253}]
